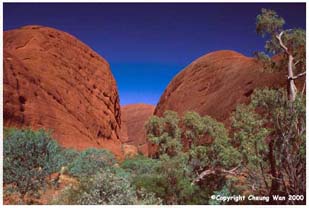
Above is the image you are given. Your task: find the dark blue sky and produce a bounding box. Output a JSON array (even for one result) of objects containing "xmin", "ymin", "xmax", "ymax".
[{"xmin": 4, "ymin": 3, "xmax": 306, "ymax": 106}]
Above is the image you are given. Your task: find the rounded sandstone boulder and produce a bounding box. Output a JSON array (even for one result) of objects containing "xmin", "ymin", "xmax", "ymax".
[{"xmin": 4, "ymin": 25, "xmax": 123, "ymax": 157}]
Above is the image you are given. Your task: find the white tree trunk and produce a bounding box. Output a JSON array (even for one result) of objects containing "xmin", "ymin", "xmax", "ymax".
[
  {"xmin": 288, "ymin": 55, "xmax": 297, "ymax": 102},
  {"xmin": 276, "ymin": 31, "xmax": 298, "ymax": 102}
]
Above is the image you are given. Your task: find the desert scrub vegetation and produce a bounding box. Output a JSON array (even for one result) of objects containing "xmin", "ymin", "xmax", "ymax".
[
  {"xmin": 141, "ymin": 88, "xmax": 305, "ymax": 205},
  {"xmin": 67, "ymin": 148, "xmax": 116, "ymax": 178},
  {"xmin": 142, "ymin": 110, "xmax": 242, "ymax": 204},
  {"xmin": 232, "ymin": 88, "xmax": 306, "ymax": 204},
  {"xmin": 3, "ymin": 128, "xmax": 162, "ymax": 205},
  {"xmin": 52, "ymin": 169, "xmax": 162, "ymax": 205},
  {"xmin": 3, "ymin": 129, "xmax": 63, "ymax": 204}
]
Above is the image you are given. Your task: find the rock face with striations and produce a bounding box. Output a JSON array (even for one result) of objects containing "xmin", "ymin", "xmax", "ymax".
[
  {"xmin": 120, "ymin": 104, "xmax": 155, "ymax": 156},
  {"xmin": 154, "ymin": 50, "xmax": 285, "ymax": 123},
  {"xmin": 4, "ymin": 25, "xmax": 123, "ymax": 157}
]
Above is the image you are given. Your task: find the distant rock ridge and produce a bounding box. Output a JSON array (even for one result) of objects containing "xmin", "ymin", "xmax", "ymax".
[
  {"xmin": 120, "ymin": 103, "xmax": 155, "ymax": 155},
  {"xmin": 4, "ymin": 25, "xmax": 123, "ymax": 158}
]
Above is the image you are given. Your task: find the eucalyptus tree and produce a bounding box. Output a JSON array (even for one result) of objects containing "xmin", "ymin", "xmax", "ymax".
[{"xmin": 256, "ymin": 8, "xmax": 306, "ymax": 101}]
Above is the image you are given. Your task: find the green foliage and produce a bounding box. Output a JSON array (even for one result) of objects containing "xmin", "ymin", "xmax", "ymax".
[
  {"xmin": 252, "ymin": 89, "xmax": 306, "ymax": 179},
  {"xmin": 255, "ymin": 8, "xmax": 306, "ymax": 73},
  {"xmin": 53, "ymin": 170, "xmax": 162, "ymax": 205},
  {"xmin": 131, "ymin": 153, "xmax": 198, "ymax": 205},
  {"xmin": 68, "ymin": 148, "xmax": 116, "ymax": 178},
  {"xmin": 232, "ymin": 88, "xmax": 306, "ymax": 199},
  {"xmin": 209, "ymin": 185, "xmax": 230, "ymax": 205},
  {"xmin": 280, "ymin": 29, "xmax": 306, "ymax": 63},
  {"xmin": 3, "ymin": 128, "xmax": 63, "ymax": 202},
  {"xmin": 122, "ymin": 155, "xmax": 169, "ymax": 203},
  {"xmin": 145, "ymin": 110, "xmax": 182, "ymax": 157},
  {"xmin": 202, "ymin": 115, "xmax": 241, "ymax": 168},
  {"xmin": 158, "ymin": 153, "xmax": 198, "ymax": 204},
  {"xmin": 256, "ymin": 8, "xmax": 284, "ymax": 37},
  {"xmin": 133, "ymin": 174, "xmax": 167, "ymax": 198},
  {"xmin": 187, "ymin": 115, "xmax": 241, "ymax": 183},
  {"xmin": 121, "ymin": 155, "xmax": 158, "ymax": 176},
  {"xmin": 4, "ymin": 129, "xmax": 164, "ymax": 205},
  {"xmin": 232, "ymin": 104, "xmax": 270, "ymax": 193},
  {"xmin": 144, "ymin": 110, "xmax": 242, "ymax": 204},
  {"xmin": 253, "ymin": 51, "xmax": 276, "ymax": 72},
  {"xmin": 183, "ymin": 111, "xmax": 206, "ymax": 146},
  {"xmin": 52, "ymin": 148, "xmax": 80, "ymax": 173},
  {"xmin": 232, "ymin": 104, "xmax": 269, "ymax": 163}
]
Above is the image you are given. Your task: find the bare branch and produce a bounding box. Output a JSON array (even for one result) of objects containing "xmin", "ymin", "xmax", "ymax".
[
  {"xmin": 191, "ymin": 165, "xmax": 241, "ymax": 185},
  {"xmin": 288, "ymin": 71, "xmax": 306, "ymax": 80},
  {"xmin": 220, "ymin": 166, "xmax": 240, "ymax": 175},
  {"xmin": 276, "ymin": 31, "xmax": 289, "ymax": 54},
  {"xmin": 294, "ymin": 60, "xmax": 300, "ymax": 66},
  {"xmin": 191, "ymin": 169, "xmax": 215, "ymax": 185},
  {"xmin": 294, "ymin": 71, "xmax": 306, "ymax": 79}
]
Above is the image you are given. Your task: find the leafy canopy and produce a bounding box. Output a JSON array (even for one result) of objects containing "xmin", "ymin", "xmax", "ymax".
[
  {"xmin": 255, "ymin": 8, "xmax": 306, "ymax": 73},
  {"xmin": 143, "ymin": 110, "xmax": 241, "ymax": 204},
  {"xmin": 232, "ymin": 88, "xmax": 306, "ymax": 199}
]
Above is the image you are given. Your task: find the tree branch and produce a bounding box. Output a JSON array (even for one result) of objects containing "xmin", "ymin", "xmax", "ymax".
[
  {"xmin": 276, "ymin": 31, "xmax": 290, "ymax": 55},
  {"xmin": 288, "ymin": 71, "xmax": 306, "ymax": 80},
  {"xmin": 294, "ymin": 60, "xmax": 300, "ymax": 66},
  {"xmin": 191, "ymin": 165, "xmax": 241, "ymax": 185}
]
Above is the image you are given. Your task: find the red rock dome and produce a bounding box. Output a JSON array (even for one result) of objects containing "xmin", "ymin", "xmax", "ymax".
[
  {"xmin": 4, "ymin": 25, "xmax": 123, "ymax": 157},
  {"xmin": 154, "ymin": 50, "xmax": 285, "ymax": 123}
]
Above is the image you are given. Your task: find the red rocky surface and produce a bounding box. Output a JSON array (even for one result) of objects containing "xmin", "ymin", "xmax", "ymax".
[
  {"xmin": 4, "ymin": 25, "xmax": 123, "ymax": 158},
  {"xmin": 154, "ymin": 50, "xmax": 286, "ymax": 124},
  {"xmin": 120, "ymin": 104, "xmax": 155, "ymax": 155}
]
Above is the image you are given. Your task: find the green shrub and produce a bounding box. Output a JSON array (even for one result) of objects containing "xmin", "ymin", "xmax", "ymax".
[
  {"xmin": 51, "ymin": 148, "xmax": 80, "ymax": 174},
  {"xmin": 3, "ymin": 128, "xmax": 63, "ymax": 202},
  {"xmin": 145, "ymin": 110, "xmax": 182, "ymax": 158},
  {"xmin": 53, "ymin": 169, "xmax": 162, "ymax": 205},
  {"xmin": 68, "ymin": 148, "xmax": 116, "ymax": 178},
  {"xmin": 121, "ymin": 155, "xmax": 158, "ymax": 175}
]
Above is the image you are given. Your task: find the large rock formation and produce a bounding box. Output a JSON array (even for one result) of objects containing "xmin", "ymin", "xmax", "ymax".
[
  {"xmin": 154, "ymin": 50, "xmax": 286, "ymax": 123},
  {"xmin": 4, "ymin": 25, "xmax": 123, "ymax": 157},
  {"xmin": 120, "ymin": 104, "xmax": 155, "ymax": 155}
]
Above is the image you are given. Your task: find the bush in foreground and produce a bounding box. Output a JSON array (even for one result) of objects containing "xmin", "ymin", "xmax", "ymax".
[
  {"xmin": 53, "ymin": 169, "xmax": 162, "ymax": 205},
  {"xmin": 67, "ymin": 148, "xmax": 116, "ymax": 178},
  {"xmin": 3, "ymin": 128, "xmax": 62, "ymax": 203}
]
